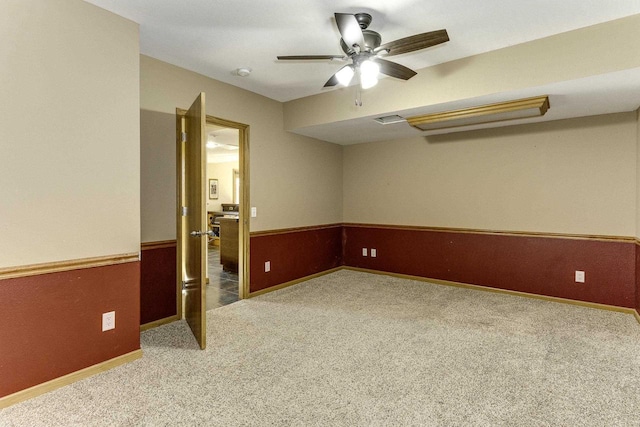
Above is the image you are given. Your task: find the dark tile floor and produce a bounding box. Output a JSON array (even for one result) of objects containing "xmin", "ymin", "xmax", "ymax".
[{"xmin": 206, "ymin": 245, "xmax": 239, "ymax": 311}]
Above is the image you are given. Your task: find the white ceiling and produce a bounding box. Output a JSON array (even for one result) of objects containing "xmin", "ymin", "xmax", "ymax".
[
  {"xmin": 85, "ymin": 0, "xmax": 640, "ymax": 102},
  {"xmin": 85, "ymin": 1, "xmax": 640, "ymax": 144},
  {"xmin": 206, "ymin": 126, "xmax": 239, "ymax": 164}
]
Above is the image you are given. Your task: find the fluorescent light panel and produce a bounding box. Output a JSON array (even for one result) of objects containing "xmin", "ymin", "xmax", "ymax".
[{"xmin": 407, "ymin": 96, "xmax": 550, "ymax": 131}]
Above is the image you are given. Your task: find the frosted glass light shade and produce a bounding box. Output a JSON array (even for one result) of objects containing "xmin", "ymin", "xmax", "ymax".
[
  {"xmin": 336, "ymin": 65, "xmax": 355, "ymax": 86},
  {"xmin": 360, "ymin": 60, "xmax": 379, "ymax": 89}
]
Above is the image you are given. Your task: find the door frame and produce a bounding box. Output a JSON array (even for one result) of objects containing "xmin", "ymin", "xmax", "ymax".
[{"xmin": 176, "ymin": 109, "xmax": 250, "ymax": 319}]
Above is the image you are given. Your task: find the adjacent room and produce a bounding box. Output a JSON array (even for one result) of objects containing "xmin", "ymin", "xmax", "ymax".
[{"xmin": 2, "ymin": 0, "xmax": 640, "ymax": 424}]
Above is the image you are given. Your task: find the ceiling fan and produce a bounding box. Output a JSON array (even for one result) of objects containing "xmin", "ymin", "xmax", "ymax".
[{"xmin": 277, "ymin": 12, "xmax": 449, "ymax": 90}]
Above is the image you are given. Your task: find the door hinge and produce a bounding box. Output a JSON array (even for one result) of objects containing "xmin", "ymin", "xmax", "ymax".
[
  {"xmin": 182, "ymin": 278, "xmax": 197, "ymax": 290},
  {"xmin": 181, "ymin": 132, "xmax": 187, "ymax": 143},
  {"xmin": 181, "ymin": 206, "xmax": 188, "ymax": 216}
]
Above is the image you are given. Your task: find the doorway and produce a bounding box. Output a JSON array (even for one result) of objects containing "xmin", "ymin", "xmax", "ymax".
[
  {"xmin": 205, "ymin": 124, "xmax": 240, "ymax": 310},
  {"xmin": 176, "ymin": 100, "xmax": 250, "ymax": 348}
]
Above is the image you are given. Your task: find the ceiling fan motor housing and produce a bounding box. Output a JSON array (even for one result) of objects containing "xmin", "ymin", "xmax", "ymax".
[
  {"xmin": 355, "ymin": 13, "xmax": 372, "ymax": 29},
  {"xmin": 341, "ymin": 30, "xmax": 382, "ymax": 54}
]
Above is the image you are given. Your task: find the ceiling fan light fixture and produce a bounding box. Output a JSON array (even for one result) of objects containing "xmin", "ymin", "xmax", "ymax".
[
  {"xmin": 360, "ymin": 74, "xmax": 378, "ymax": 89},
  {"xmin": 336, "ymin": 65, "xmax": 355, "ymax": 86},
  {"xmin": 360, "ymin": 60, "xmax": 380, "ymax": 89}
]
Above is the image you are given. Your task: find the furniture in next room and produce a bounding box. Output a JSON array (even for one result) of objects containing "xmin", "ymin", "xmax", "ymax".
[
  {"xmin": 207, "ymin": 204, "xmax": 239, "ymax": 246},
  {"xmin": 219, "ymin": 216, "xmax": 239, "ymax": 273}
]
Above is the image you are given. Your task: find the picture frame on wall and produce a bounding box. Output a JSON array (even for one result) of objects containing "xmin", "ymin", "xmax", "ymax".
[{"xmin": 209, "ymin": 179, "xmax": 219, "ymax": 199}]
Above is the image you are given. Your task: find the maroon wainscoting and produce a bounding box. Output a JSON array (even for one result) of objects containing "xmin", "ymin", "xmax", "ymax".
[
  {"xmin": 0, "ymin": 261, "xmax": 140, "ymax": 398},
  {"xmin": 140, "ymin": 242, "xmax": 177, "ymax": 325},
  {"xmin": 344, "ymin": 225, "xmax": 636, "ymax": 308},
  {"xmin": 250, "ymin": 225, "xmax": 343, "ymax": 293},
  {"xmin": 636, "ymin": 244, "xmax": 640, "ymax": 312}
]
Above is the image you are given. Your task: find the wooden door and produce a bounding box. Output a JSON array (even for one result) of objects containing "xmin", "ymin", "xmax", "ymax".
[{"xmin": 183, "ymin": 93, "xmax": 207, "ymax": 349}]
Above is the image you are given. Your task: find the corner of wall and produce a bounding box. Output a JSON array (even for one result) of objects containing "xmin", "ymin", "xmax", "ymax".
[{"xmin": 636, "ymin": 108, "xmax": 640, "ymax": 313}]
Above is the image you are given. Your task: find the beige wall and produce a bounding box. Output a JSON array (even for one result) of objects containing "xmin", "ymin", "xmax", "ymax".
[
  {"xmin": 140, "ymin": 56, "xmax": 343, "ymax": 242},
  {"xmin": 343, "ymin": 113, "xmax": 637, "ymax": 237},
  {"xmin": 0, "ymin": 0, "xmax": 140, "ymax": 268},
  {"xmin": 206, "ymin": 161, "xmax": 237, "ymax": 212},
  {"xmin": 637, "ymin": 108, "xmax": 640, "ymax": 239}
]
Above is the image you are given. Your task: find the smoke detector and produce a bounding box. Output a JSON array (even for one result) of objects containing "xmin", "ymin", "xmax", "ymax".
[{"xmin": 236, "ymin": 67, "xmax": 251, "ymax": 77}]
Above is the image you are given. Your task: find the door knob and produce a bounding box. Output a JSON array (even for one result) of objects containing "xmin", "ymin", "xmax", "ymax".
[{"xmin": 190, "ymin": 230, "xmax": 214, "ymax": 237}]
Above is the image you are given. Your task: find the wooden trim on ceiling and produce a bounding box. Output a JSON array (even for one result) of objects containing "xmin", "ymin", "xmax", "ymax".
[
  {"xmin": 141, "ymin": 240, "xmax": 177, "ymax": 250},
  {"xmin": 634, "ymin": 310, "xmax": 640, "ymax": 325},
  {"xmin": 343, "ymin": 223, "xmax": 635, "ymax": 243},
  {"xmin": 0, "ymin": 349, "xmax": 142, "ymax": 409},
  {"xmin": 250, "ymin": 223, "xmax": 343, "ymax": 237},
  {"xmin": 0, "ymin": 253, "xmax": 140, "ymax": 281},
  {"xmin": 406, "ymin": 95, "xmax": 550, "ymax": 132}
]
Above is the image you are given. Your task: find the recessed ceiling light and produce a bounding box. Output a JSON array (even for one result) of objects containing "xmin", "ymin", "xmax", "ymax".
[{"xmin": 236, "ymin": 67, "xmax": 251, "ymax": 77}]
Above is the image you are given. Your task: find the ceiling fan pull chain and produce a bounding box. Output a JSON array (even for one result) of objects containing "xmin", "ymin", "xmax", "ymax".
[{"xmin": 355, "ymin": 86, "xmax": 363, "ymax": 107}]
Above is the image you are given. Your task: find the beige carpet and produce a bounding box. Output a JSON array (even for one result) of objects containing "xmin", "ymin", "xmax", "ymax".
[{"xmin": 2, "ymin": 269, "xmax": 640, "ymax": 426}]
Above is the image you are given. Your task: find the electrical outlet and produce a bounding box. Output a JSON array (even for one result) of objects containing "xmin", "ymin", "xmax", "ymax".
[
  {"xmin": 251, "ymin": 207, "xmax": 257, "ymax": 217},
  {"xmin": 362, "ymin": 248, "xmax": 367, "ymax": 257},
  {"xmin": 371, "ymin": 248, "xmax": 377, "ymax": 257},
  {"xmin": 265, "ymin": 261, "xmax": 271, "ymax": 272},
  {"xmin": 102, "ymin": 311, "xmax": 115, "ymax": 331},
  {"xmin": 575, "ymin": 270, "xmax": 585, "ymax": 283}
]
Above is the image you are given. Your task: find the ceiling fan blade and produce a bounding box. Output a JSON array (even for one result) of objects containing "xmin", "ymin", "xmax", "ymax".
[
  {"xmin": 277, "ymin": 55, "xmax": 345, "ymax": 60},
  {"xmin": 374, "ymin": 58, "xmax": 417, "ymax": 80},
  {"xmin": 324, "ymin": 64, "xmax": 355, "ymax": 88},
  {"xmin": 335, "ymin": 13, "xmax": 365, "ymax": 51},
  {"xmin": 324, "ymin": 73, "xmax": 339, "ymax": 87},
  {"xmin": 375, "ymin": 29, "xmax": 449, "ymax": 57}
]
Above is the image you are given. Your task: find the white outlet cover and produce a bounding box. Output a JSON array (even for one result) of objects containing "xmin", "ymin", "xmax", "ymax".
[
  {"xmin": 362, "ymin": 248, "xmax": 367, "ymax": 256},
  {"xmin": 575, "ymin": 270, "xmax": 585, "ymax": 283},
  {"xmin": 102, "ymin": 311, "xmax": 115, "ymax": 331},
  {"xmin": 265, "ymin": 261, "xmax": 271, "ymax": 272},
  {"xmin": 371, "ymin": 249, "xmax": 377, "ymax": 257},
  {"xmin": 251, "ymin": 207, "xmax": 257, "ymax": 217}
]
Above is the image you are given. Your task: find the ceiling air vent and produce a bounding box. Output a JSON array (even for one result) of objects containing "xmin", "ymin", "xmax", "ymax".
[{"xmin": 374, "ymin": 115, "xmax": 406, "ymax": 125}]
